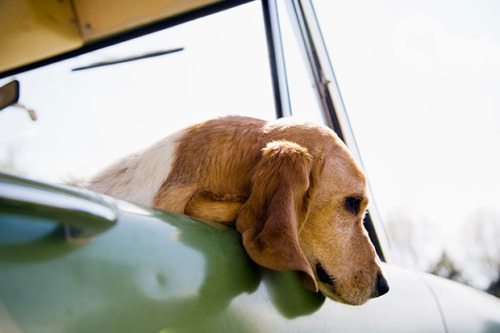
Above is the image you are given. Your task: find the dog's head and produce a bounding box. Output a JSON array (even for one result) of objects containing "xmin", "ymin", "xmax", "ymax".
[{"xmin": 236, "ymin": 123, "xmax": 388, "ymax": 305}]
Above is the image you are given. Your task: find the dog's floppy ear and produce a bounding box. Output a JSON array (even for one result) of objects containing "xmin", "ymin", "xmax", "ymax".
[{"xmin": 236, "ymin": 141, "xmax": 322, "ymax": 292}]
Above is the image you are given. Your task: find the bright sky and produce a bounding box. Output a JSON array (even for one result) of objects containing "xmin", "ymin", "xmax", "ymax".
[
  {"xmin": 1, "ymin": 0, "xmax": 499, "ymax": 287},
  {"xmin": 314, "ymin": 0, "xmax": 500, "ymax": 285}
]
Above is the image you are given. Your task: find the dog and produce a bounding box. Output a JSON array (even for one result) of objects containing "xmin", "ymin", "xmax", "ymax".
[{"xmin": 78, "ymin": 116, "xmax": 389, "ymax": 305}]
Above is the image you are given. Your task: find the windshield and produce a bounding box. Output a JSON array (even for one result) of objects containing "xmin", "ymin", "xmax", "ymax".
[{"xmin": 0, "ymin": 2, "xmax": 277, "ymax": 182}]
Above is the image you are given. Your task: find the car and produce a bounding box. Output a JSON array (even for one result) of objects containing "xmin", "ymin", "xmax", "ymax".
[{"xmin": 1, "ymin": 0, "xmax": 500, "ymax": 332}]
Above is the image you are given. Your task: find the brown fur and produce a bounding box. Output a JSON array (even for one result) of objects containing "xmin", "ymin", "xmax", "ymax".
[{"xmin": 88, "ymin": 116, "xmax": 388, "ymax": 305}]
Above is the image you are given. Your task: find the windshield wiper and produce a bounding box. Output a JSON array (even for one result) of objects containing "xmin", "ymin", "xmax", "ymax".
[{"xmin": 72, "ymin": 47, "xmax": 184, "ymax": 71}]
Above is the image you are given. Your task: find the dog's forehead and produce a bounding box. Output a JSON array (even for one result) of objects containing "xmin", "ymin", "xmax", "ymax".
[
  {"xmin": 264, "ymin": 118, "xmax": 331, "ymax": 136},
  {"xmin": 263, "ymin": 118, "xmax": 366, "ymax": 191},
  {"xmin": 325, "ymin": 145, "xmax": 366, "ymax": 186},
  {"xmin": 264, "ymin": 119, "xmax": 339, "ymax": 151}
]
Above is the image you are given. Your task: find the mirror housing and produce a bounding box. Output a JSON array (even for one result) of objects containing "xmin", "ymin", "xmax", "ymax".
[
  {"xmin": 0, "ymin": 80, "xmax": 37, "ymax": 120},
  {"xmin": 0, "ymin": 80, "xmax": 20, "ymax": 112}
]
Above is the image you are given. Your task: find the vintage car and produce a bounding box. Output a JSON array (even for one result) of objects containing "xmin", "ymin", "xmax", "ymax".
[{"xmin": 1, "ymin": 0, "xmax": 500, "ymax": 332}]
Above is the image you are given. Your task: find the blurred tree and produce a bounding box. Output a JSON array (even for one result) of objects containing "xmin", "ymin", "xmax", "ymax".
[
  {"xmin": 487, "ymin": 269, "xmax": 500, "ymax": 298},
  {"xmin": 428, "ymin": 251, "xmax": 466, "ymax": 284},
  {"xmin": 462, "ymin": 208, "xmax": 500, "ymax": 297},
  {"xmin": 0, "ymin": 144, "xmax": 25, "ymax": 176},
  {"xmin": 385, "ymin": 211, "xmax": 440, "ymax": 272},
  {"xmin": 386, "ymin": 213, "xmax": 419, "ymax": 268},
  {"xmin": 386, "ymin": 208, "xmax": 500, "ymax": 299}
]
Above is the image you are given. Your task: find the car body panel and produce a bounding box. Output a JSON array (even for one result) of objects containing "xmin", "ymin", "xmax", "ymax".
[
  {"xmin": 422, "ymin": 273, "xmax": 500, "ymax": 333},
  {"xmin": 0, "ymin": 173, "xmax": 449, "ymax": 332}
]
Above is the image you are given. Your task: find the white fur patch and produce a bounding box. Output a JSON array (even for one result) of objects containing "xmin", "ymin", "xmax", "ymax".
[{"xmin": 85, "ymin": 129, "xmax": 185, "ymax": 206}]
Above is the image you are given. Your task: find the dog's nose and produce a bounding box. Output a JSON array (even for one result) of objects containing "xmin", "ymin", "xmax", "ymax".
[{"xmin": 372, "ymin": 272, "xmax": 389, "ymax": 298}]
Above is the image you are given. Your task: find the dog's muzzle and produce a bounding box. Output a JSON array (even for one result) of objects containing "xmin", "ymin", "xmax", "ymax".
[{"xmin": 315, "ymin": 262, "xmax": 389, "ymax": 300}]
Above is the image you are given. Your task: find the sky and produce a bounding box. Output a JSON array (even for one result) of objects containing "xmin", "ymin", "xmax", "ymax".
[
  {"xmin": 314, "ymin": 0, "xmax": 500, "ymax": 286},
  {"xmin": 1, "ymin": 0, "xmax": 499, "ymax": 288}
]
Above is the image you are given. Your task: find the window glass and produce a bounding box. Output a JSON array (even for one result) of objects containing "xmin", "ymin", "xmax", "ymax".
[
  {"xmin": 0, "ymin": 1, "xmax": 275, "ymax": 182},
  {"xmin": 277, "ymin": 0, "xmax": 325, "ymax": 124},
  {"xmin": 313, "ymin": 0, "xmax": 500, "ymax": 291}
]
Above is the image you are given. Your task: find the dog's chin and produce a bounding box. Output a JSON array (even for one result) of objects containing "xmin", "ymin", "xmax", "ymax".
[
  {"xmin": 318, "ymin": 284, "xmax": 369, "ymax": 306},
  {"xmin": 313, "ymin": 262, "xmax": 372, "ymax": 305}
]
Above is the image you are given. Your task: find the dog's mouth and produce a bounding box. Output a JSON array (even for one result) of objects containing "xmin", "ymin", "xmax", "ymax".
[
  {"xmin": 316, "ymin": 262, "xmax": 335, "ymax": 286},
  {"xmin": 315, "ymin": 262, "xmax": 361, "ymax": 305},
  {"xmin": 313, "ymin": 261, "xmax": 390, "ymax": 305},
  {"xmin": 314, "ymin": 262, "xmax": 352, "ymax": 305}
]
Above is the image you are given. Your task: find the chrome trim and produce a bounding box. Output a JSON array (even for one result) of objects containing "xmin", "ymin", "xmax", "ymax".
[
  {"xmin": 262, "ymin": 0, "xmax": 292, "ymax": 118},
  {"xmin": 284, "ymin": 0, "xmax": 392, "ymax": 261}
]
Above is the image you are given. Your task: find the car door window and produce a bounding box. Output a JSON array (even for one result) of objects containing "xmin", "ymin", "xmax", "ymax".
[{"xmin": 0, "ymin": 1, "xmax": 275, "ymax": 183}]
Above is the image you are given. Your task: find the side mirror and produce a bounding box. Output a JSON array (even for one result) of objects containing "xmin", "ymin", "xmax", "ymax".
[
  {"xmin": 0, "ymin": 80, "xmax": 20, "ymax": 112},
  {"xmin": 0, "ymin": 80, "xmax": 37, "ymax": 121}
]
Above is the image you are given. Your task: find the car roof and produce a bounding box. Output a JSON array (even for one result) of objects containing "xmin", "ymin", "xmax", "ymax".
[{"xmin": 0, "ymin": 0, "xmax": 247, "ymax": 77}]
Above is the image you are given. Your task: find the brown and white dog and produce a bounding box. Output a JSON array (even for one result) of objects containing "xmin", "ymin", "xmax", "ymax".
[{"xmin": 78, "ymin": 116, "xmax": 389, "ymax": 305}]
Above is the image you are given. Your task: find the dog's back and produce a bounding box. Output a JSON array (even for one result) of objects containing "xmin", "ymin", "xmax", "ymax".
[{"xmin": 78, "ymin": 129, "xmax": 185, "ymax": 205}]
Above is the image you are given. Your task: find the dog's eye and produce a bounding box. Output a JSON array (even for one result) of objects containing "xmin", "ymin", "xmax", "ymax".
[{"xmin": 345, "ymin": 197, "xmax": 362, "ymax": 215}]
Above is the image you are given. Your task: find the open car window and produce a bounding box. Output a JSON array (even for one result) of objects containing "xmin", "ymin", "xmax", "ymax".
[{"xmin": 0, "ymin": 1, "xmax": 275, "ymax": 182}]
